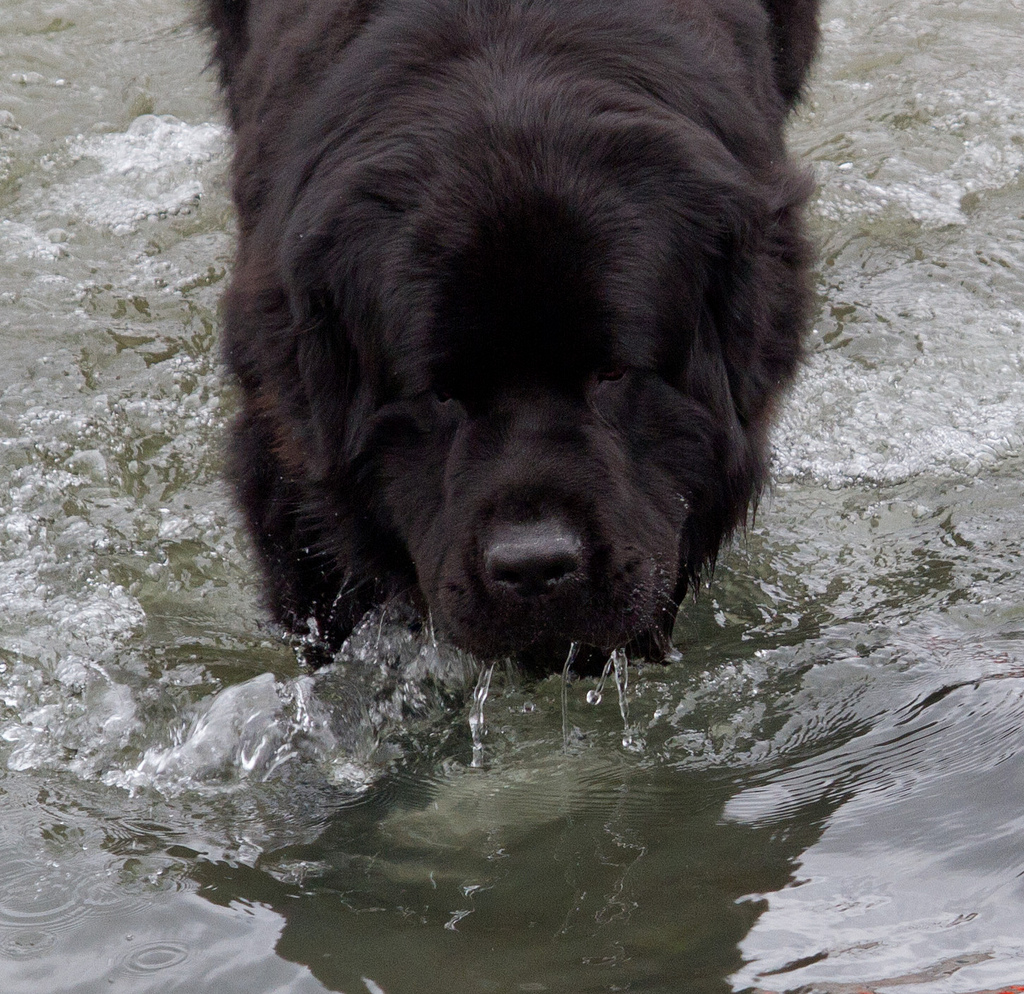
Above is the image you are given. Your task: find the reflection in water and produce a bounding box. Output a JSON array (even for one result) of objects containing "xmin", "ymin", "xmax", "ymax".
[
  {"xmin": 184, "ymin": 755, "xmax": 835, "ymax": 994},
  {"xmin": 730, "ymin": 655, "xmax": 1024, "ymax": 991}
]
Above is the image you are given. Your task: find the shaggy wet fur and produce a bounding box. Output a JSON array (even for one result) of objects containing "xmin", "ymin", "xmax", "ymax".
[{"xmin": 202, "ymin": 0, "xmax": 819, "ymax": 669}]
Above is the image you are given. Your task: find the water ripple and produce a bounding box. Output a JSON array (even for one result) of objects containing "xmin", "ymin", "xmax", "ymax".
[
  {"xmin": 0, "ymin": 929, "xmax": 57, "ymax": 959},
  {"xmin": 725, "ymin": 664, "xmax": 1024, "ymax": 825},
  {"xmin": 122, "ymin": 940, "xmax": 190, "ymax": 973}
]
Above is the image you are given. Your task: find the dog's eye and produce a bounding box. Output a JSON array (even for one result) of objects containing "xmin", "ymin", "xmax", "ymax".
[{"xmin": 595, "ymin": 368, "xmax": 625, "ymax": 383}]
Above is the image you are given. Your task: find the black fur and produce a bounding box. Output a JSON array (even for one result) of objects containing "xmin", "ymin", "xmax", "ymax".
[{"xmin": 201, "ymin": 0, "xmax": 818, "ymax": 668}]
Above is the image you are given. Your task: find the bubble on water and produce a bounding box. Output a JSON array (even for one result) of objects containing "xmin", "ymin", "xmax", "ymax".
[
  {"xmin": 10, "ymin": 71, "xmax": 46, "ymax": 86},
  {"xmin": 0, "ymin": 220, "xmax": 70, "ymax": 262},
  {"xmin": 46, "ymin": 115, "xmax": 226, "ymax": 235}
]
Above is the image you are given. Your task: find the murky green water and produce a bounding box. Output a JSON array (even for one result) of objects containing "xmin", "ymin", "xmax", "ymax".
[{"xmin": 2, "ymin": 1, "xmax": 1023, "ymax": 991}]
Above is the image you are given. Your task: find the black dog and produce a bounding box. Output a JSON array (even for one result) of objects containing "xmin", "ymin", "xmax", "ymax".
[{"xmin": 202, "ymin": 0, "xmax": 818, "ymax": 669}]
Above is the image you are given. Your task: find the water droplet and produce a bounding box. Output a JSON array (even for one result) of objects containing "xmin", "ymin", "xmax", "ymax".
[
  {"xmin": 589, "ymin": 653, "xmax": 615, "ymax": 708},
  {"xmin": 609, "ymin": 648, "xmax": 644, "ymax": 752}
]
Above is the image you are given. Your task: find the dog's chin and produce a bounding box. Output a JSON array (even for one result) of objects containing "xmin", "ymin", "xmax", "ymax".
[
  {"xmin": 429, "ymin": 588, "xmax": 668, "ymax": 673},
  {"xmin": 447, "ymin": 625, "xmax": 668, "ymax": 678},
  {"xmin": 421, "ymin": 554, "xmax": 676, "ymax": 673}
]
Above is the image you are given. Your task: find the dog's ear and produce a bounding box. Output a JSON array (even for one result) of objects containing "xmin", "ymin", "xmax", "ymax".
[
  {"xmin": 673, "ymin": 162, "xmax": 813, "ymax": 593},
  {"xmin": 274, "ymin": 161, "xmax": 399, "ymax": 482},
  {"xmin": 705, "ymin": 164, "xmax": 814, "ymax": 438},
  {"xmin": 759, "ymin": 0, "xmax": 821, "ymax": 107},
  {"xmin": 275, "ymin": 149, "xmax": 436, "ymax": 474},
  {"xmin": 289, "ymin": 287, "xmax": 363, "ymax": 483},
  {"xmin": 198, "ymin": 0, "xmax": 250, "ymax": 105},
  {"xmin": 220, "ymin": 237, "xmax": 361, "ymax": 487}
]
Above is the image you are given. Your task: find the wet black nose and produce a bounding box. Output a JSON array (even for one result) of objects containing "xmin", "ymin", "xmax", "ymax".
[{"xmin": 483, "ymin": 521, "xmax": 583, "ymax": 597}]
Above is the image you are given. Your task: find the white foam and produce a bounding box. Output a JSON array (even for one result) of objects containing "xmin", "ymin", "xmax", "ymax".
[
  {"xmin": 55, "ymin": 114, "xmax": 226, "ymax": 235},
  {"xmin": 0, "ymin": 220, "xmax": 69, "ymax": 262},
  {"xmin": 781, "ymin": 52, "xmax": 1024, "ymax": 488},
  {"xmin": 814, "ymin": 132, "xmax": 1024, "ymax": 230},
  {"xmin": 0, "ymin": 557, "xmax": 145, "ymax": 657},
  {"xmin": 774, "ymin": 335, "xmax": 1024, "ymax": 485}
]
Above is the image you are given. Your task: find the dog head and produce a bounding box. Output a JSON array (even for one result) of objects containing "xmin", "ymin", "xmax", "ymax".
[{"xmin": 223, "ymin": 2, "xmax": 812, "ymax": 663}]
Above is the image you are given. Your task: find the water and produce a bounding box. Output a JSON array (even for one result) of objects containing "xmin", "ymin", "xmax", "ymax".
[
  {"xmin": 468, "ymin": 661, "xmax": 495, "ymax": 767},
  {"xmin": 584, "ymin": 649, "xmax": 642, "ymax": 752},
  {"xmin": 2, "ymin": 0, "xmax": 1023, "ymax": 991}
]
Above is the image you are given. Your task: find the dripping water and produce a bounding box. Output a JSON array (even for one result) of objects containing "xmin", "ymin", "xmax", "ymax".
[
  {"xmin": 468, "ymin": 661, "xmax": 496, "ymax": 768},
  {"xmin": 586, "ymin": 648, "xmax": 643, "ymax": 752},
  {"xmin": 610, "ymin": 648, "xmax": 643, "ymax": 752},
  {"xmin": 561, "ymin": 642, "xmax": 580, "ymax": 751},
  {"xmin": 586, "ymin": 654, "xmax": 616, "ymax": 706}
]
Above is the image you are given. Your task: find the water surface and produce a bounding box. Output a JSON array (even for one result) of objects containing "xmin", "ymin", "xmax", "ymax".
[{"xmin": 2, "ymin": 1, "xmax": 1023, "ymax": 991}]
